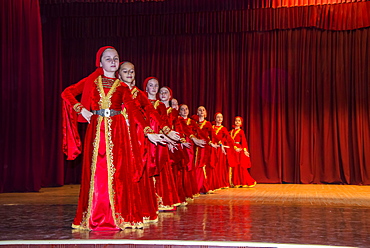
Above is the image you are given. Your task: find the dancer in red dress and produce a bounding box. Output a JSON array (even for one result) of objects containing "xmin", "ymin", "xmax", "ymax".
[
  {"xmin": 178, "ymin": 104, "xmax": 206, "ymax": 198},
  {"xmin": 143, "ymin": 77, "xmax": 181, "ymax": 210},
  {"xmin": 192, "ymin": 106, "xmax": 218, "ymax": 193},
  {"xmin": 229, "ymin": 116, "xmax": 257, "ymax": 188},
  {"xmin": 117, "ymin": 61, "xmax": 177, "ymax": 222},
  {"xmin": 212, "ymin": 112, "xmax": 237, "ymax": 189},
  {"xmin": 62, "ymin": 47, "xmax": 164, "ymax": 230}
]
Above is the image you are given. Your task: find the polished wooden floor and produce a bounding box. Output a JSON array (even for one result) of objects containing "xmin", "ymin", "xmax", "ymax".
[{"xmin": 1, "ymin": 184, "xmax": 370, "ymax": 247}]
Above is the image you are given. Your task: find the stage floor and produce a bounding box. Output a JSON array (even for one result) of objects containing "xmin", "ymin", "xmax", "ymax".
[{"xmin": 1, "ymin": 184, "xmax": 370, "ymax": 247}]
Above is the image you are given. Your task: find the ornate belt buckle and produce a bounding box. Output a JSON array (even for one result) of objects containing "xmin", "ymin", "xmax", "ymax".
[{"xmin": 104, "ymin": 109, "xmax": 110, "ymax": 117}]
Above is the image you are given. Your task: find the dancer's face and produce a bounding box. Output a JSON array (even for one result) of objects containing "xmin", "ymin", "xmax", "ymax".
[
  {"xmin": 100, "ymin": 49, "xmax": 119, "ymax": 73},
  {"xmin": 197, "ymin": 106, "xmax": 207, "ymax": 118},
  {"xmin": 119, "ymin": 62, "xmax": 135, "ymax": 84},
  {"xmin": 179, "ymin": 105, "xmax": 189, "ymax": 118},
  {"xmin": 234, "ymin": 117, "xmax": 242, "ymax": 127},
  {"xmin": 159, "ymin": 87, "xmax": 171, "ymax": 101},
  {"xmin": 146, "ymin": 79, "xmax": 159, "ymax": 96},
  {"xmin": 171, "ymin": 99, "xmax": 179, "ymax": 110},
  {"xmin": 215, "ymin": 113, "xmax": 223, "ymax": 125}
]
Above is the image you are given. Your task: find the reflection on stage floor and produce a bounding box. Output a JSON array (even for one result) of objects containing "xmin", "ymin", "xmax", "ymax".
[{"xmin": 1, "ymin": 184, "xmax": 370, "ymax": 247}]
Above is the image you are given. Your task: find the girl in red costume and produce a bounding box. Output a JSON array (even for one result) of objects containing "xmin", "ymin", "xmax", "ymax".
[
  {"xmin": 117, "ymin": 61, "xmax": 179, "ymax": 222},
  {"xmin": 159, "ymin": 87, "xmax": 200, "ymax": 205},
  {"xmin": 212, "ymin": 113, "xmax": 237, "ymax": 189},
  {"xmin": 229, "ymin": 116, "xmax": 257, "ymax": 188},
  {"xmin": 61, "ymin": 47, "xmax": 164, "ymax": 230},
  {"xmin": 178, "ymin": 104, "xmax": 206, "ymax": 198},
  {"xmin": 193, "ymin": 106, "xmax": 219, "ymax": 194},
  {"xmin": 143, "ymin": 77, "xmax": 181, "ymax": 210}
]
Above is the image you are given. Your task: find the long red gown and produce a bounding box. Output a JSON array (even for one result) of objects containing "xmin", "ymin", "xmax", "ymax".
[
  {"xmin": 62, "ymin": 74, "xmax": 155, "ymax": 230},
  {"xmin": 148, "ymin": 99, "xmax": 181, "ymax": 210},
  {"xmin": 193, "ymin": 119, "xmax": 217, "ymax": 193},
  {"xmin": 212, "ymin": 125, "xmax": 236, "ymax": 189},
  {"xmin": 166, "ymin": 107, "xmax": 189, "ymax": 204},
  {"xmin": 121, "ymin": 85, "xmax": 165, "ymax": 223},
  {"xmin": 178, "ymin": 116, "xmax": 201, "ymax": 198},
  {"xmin": 229, "ymin": 128, "xmax": 256, "ymax": 187}
]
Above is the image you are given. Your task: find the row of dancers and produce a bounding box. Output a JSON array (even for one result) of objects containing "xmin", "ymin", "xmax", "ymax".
[{"xmin": 61, "ymin": 46, "xmax": 256, "ymax": 231}]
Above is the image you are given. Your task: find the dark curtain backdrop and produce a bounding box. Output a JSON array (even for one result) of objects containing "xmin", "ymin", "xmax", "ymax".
[
  {"xmin": 1, "ymin": 0, "xmax": 370, "ymax": 192},
  {"xmin": 1, "ymin": 0, "xmax": 44, "ymax": 192}
]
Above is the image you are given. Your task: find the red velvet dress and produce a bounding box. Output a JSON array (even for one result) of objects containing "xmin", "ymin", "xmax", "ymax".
[
  {"xmin": 121, "ymin": 85, "xmax": 164, "ymax": 223},
  {"xmin": 194, "ymin": 119, "xmax": 216, "ymax": 193},
  {"xmin": 178, "ymin": 117, "xmax": 201, "ymax": 197},
  {"xmin": 229, "ymin": 128, "xmax": 256, "ymax": 187},
  {"xmin": 166, "ymin": 107, "xmax": 189, "ymax": 204},
  {"xmin": 62, "ymin": 75, "xmax": 155, "ymax": 230},
  {"xmin": 212, "ymin": 125, "xmax": 236, "ymax": 189},
  {"xmin": 148, "ymin": 99, "xmax": 181, "ymax": 210}
]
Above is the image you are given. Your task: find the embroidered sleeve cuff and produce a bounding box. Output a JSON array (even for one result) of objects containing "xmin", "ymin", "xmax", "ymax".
[
  {"xmin": 234, "ymin": 146, "xmax": 238, "ymax": 150},
  {"xmin": 73, "ymin": 103, "xmax": 84, "ymax": 113},
  {"xmin": 189, "ymin": 134, "xmax": 195, "ymax": 139},
  {"xmin": 161, "ymin": 126, "xmax": 171, "ymax": 135},
  {"xmin": 243, "ymin": 148, "xmax": 248, "ymax": 152},
  {"xmin": 143, "ymin": 126, "xmax": 155, "ymax": 136},
  {"xmin": 180, "ymin": 138, "xmax": 187, "ymax": 143}
]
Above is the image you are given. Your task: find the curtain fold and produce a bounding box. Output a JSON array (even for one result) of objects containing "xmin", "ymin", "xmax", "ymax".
[
  {"xmin": 39, "ymin": 2, "xmax": 370, "ymax": 38},
  {"xmin": 1, "ymin": 0, "xmax": 44, "ymax": 192},
  {"xmin": 39, "ymin": 0, "xmax": 368, "ymax": 9}
]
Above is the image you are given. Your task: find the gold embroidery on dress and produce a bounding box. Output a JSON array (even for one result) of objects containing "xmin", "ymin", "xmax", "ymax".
[
  {"xmin": 231, "ymin": 129, "xmax": 241, "ymax": 140},
  {"xmin": 167, "ymin": 107, "xmax": 172, "ymax": 115},
  {"xmin": 199, "ymin": 120, "xmax": 207, "ymax": 130},
  {"xmin": 131, "ymin": 87, "xmax": 139, "ymax": 99},
  {"xmin": 96, "ymin": 76, "xmax": 121, "ymax": 227},
  {"xmin": 121, "ymin": 108, "xmax": 128, "ymax": 120},
  {"xmin": 153, "ymin": 100, "xmax": 160, "ymax": 109},
  {"xmin": 186, "ymin": 118, "xmax": 191, "ymax": 125},
  {"xmin": 81, "ymin": 115, "xmax": 103, "ymax": 230},
  {"xmin": 213, "ymin": 125, "xmax": 223, "ymax": 135}
]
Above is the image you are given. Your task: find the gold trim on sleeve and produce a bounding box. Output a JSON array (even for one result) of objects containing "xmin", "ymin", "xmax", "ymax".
[
  {"xmin": 144, "ymin": 126, "xmax": 155, "ymax": 136},
  {"xmin": 73, "ymin": 103, "xmax": 84, "ymax": 113},
  {"xmin": 161, "ymin": 126, "xmax": 171, "ymax": 135}
]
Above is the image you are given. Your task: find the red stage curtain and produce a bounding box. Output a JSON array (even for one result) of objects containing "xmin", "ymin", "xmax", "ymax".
[
  {"xmin": 39, "ymin": 2, "xmax": 369, "ymax": 185},
  {"xmin": 0, "ymin": 0, "xmax": 44, "ymax": 192},
  {"xmin": 2, "ymin": 1, "xmax": 370, "ymax": 192},
  {"xmin": 39, "ymin": 0, "xmax": 367, "ymax": 8},
  {"xmin": 40, "ymin": 2, "xmax": 370, "ymax": 33}
]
